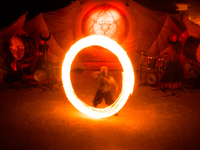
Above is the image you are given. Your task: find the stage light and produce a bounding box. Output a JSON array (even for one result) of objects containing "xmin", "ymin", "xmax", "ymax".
[{"xmin": 62, "ymin": 35, "xmax": 134, "ymax": 118}]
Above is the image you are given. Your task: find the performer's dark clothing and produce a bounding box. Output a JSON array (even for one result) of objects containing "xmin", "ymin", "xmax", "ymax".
[
  {"xmin": 93, "ymin": 90, "xmax": 114, "ymax": 107},
  {"xmin": 93, "ymin": 72, "xmax": 116, "ymax": 107}
]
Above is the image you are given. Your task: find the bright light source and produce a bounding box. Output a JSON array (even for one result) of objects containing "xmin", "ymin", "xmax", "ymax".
[
  {"xmin": 175, "ymin": 3, "xmax": 189, "ymax": 11},
  {"xmin": 62, "ymin": 35, "xmax": 134, "ymax": 118}
]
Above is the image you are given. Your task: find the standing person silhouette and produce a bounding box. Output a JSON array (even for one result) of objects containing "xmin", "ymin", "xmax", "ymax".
[{"xmin": 93, "ymin": 66, "xmax": 118, "ymax": 108}]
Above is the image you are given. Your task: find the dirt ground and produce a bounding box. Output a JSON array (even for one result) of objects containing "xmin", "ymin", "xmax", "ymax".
[{"xmin": 0, "ymin": 70, "xmax": 200, "ymax": 150}]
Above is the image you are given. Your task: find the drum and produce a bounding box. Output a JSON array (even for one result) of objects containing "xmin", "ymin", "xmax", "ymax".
[
  {"xmin": 146, "ymin": 57, "xmax": 157, "ymax": 70},
  {"xmin": 34, "ymin": 69, "xmax": 47, "ymax": 82},
  {"xmin": 9, "ymin": 34, "xmax": 38, "ymax": 60},
  {"xmin": 145, "ymin": 72, "xmax": 159, "ymax": 87},
  {"xmin": 183, "ymin": 36, "xmax": 200, "ymax": 63}
]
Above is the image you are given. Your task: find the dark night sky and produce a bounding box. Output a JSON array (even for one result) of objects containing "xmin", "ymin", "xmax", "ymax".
[
  {"xmin": 1, "ymin": 0, "xmax": 72, "ymax": 28},
  {"xmin": 0, "ymin": 0, "xmax": 193, "ymax": 28}
]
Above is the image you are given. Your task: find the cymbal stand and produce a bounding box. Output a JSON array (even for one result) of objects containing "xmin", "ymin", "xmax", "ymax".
[
  {"xmin": 38, "ymin": 45, "xmax": 60, "ymax": 94},
  {"xmin": 39, "ymin": 62, "xmax": 60, "ymax": 94}
]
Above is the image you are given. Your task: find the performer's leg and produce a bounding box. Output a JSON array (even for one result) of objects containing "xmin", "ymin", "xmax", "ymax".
[
  {"xmin": 104, "ymin": 91, "xmax": 118, "ymax": 116},
  {"xmin": 93, "ymin": 90, "xmax": 103, "ymax": 107},
  {"xmin": 104, "ymin": 91, "xmax": 114, "ymax": 106}
]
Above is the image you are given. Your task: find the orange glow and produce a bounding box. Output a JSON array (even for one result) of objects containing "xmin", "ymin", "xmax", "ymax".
[
  {"xmin": 82, "ymin": 4, "xmax": 129, "ymax": 44},
  {"xmin": 62, "ymin": 35, "xmax": 134, "ymax": 118}
]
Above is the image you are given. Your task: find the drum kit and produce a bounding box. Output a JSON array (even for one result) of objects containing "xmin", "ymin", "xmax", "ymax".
[
  {"xmin": 137, "ymin": 50, "xmax": 170, "ymax": 88},
  {"xmin": 138, "ymin": 36, "xmax": 200, "ymax": 93},
  {"xmin": 7, "ymin": 34, "xmax": 62, "ymax": 90},
  {"xmin": 145, "ymin": 56, "xmax": 159, "ymax": 87}
]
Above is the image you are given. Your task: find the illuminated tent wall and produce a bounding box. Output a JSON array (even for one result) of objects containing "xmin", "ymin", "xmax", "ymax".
[
  {"xmin": 1, "ymin": 0, "xmax": 200, "ymax": 82},
  {"xmin": 28, "ymin": 0, "xmax": 200, "ymax": 67},
  {"xmin": 43, "ymin": 0, "xmax": 200, "ymax": 67}
]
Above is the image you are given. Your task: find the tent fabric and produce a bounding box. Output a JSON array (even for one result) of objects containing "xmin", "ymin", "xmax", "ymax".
[
  {"xmin": 183, "ymin": 17, "xmax": 200, "ymax": 38},
  {"xmin": 41, "ymin": 0, "xmax": 195, "ymax": 68},
  {"xmin": 23, "ymin": 13, "xmax": 65, "ymax": 61},
  {"xmin": 1, "ymin": 0, "xmax": 200, "ymax": 82},
  {"xmin": 42, "ymin": 1, "xmax": 80, "ymax": 52},
  {"xmin": 41, "ymin": 0, "xmax": 166, "ymax": 67},
  {"xmin": 148, "ymin": 14, "xmax": 186, "ymax": 57},
  {"xmin": 23, "ymin": 13, "xmax": 85, "ymax": 69},
  {"xmin": 0, "ymin": 13, "xmax": 27, "ymax": 42},
  {"xmin": 126, "ymin": 0, "xmax": 167, "ymax": 52}
]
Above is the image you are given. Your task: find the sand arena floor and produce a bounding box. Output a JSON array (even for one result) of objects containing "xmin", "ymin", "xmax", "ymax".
[{"xmin": 0, "ymin": 70, "xmax": 200, "ymax": 150}]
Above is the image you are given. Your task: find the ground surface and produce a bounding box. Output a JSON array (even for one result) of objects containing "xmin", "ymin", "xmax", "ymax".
[{"xmin": 0, "ymin": 70, "xmax": 200, "ymax": 150}]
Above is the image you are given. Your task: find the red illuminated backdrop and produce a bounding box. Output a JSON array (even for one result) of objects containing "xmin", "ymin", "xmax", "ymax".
[{"xmin": 81, "ymin": 4, "xmax": 129, "ymax": 44}]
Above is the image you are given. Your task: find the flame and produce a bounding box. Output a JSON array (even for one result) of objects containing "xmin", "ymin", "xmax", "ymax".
[{"xmin": 62, "ymin": 35, "xmax": 134, "ymax": 118}]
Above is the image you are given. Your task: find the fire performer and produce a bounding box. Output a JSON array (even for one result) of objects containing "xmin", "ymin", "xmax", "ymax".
[{"xmin": 93, "ymin": 66, "xmax": 118, "ymax": 108}]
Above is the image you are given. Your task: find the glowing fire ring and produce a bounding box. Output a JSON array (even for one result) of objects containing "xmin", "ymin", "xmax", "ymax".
[{"xmin": 62, "ymin": 35, "xmax": 134, "ymax": 118}]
